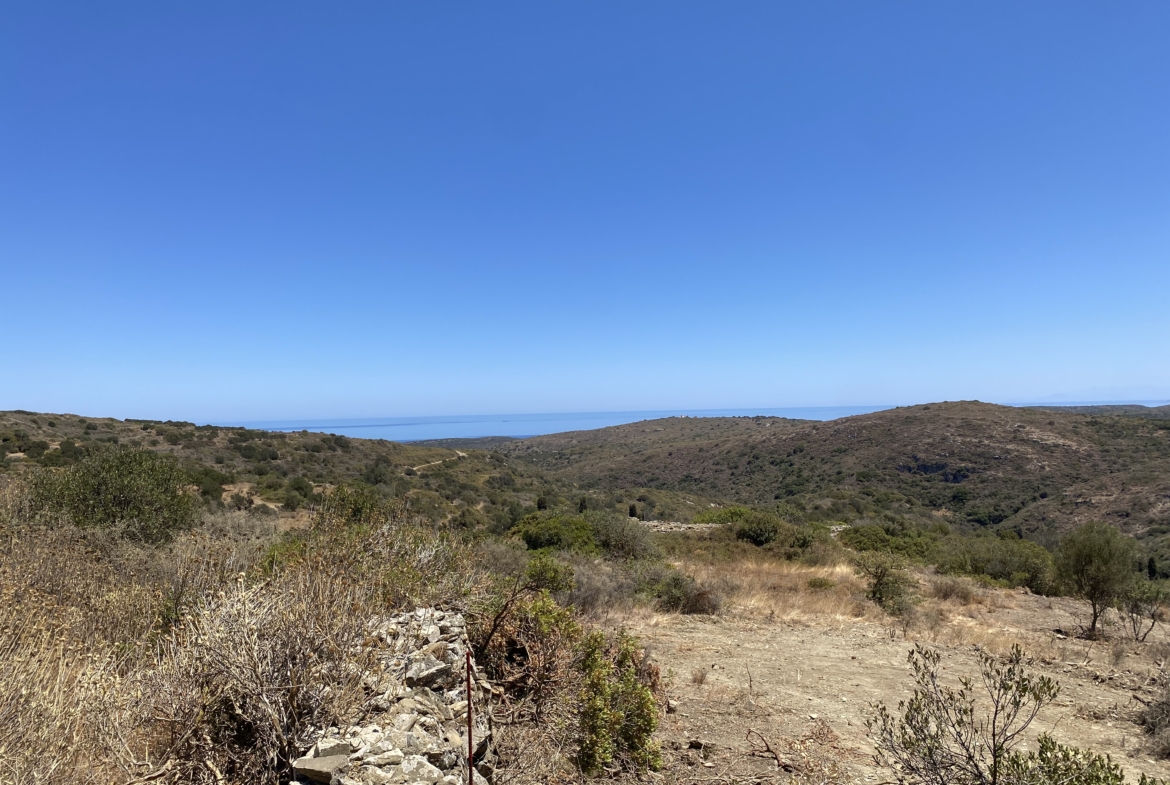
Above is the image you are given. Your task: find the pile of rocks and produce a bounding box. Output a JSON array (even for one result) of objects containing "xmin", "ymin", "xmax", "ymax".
[
  {"xmin": 637, "ymin": 519, "xmax": 724, "ymax": 533},
  {"xmin": 291, "ymin": 608, "xmax": 492, "ymax": 785}
]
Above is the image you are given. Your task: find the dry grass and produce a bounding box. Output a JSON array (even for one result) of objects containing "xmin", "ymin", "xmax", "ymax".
[
  {"xmin": 674, "ymin": 558, "xmax": 880, "ymax": 624},
  {"xmin": 0, "ymin": 480, "xmax": 485, "ymax": 785},
  {"xmin": 926, "ymin": 575, "xmax": 981, "ymax": 605}
]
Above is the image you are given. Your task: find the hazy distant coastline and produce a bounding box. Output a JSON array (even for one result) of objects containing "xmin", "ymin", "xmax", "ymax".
[{"xmin": 214, "ymin": 400, "xmax": 1170, "ymax": 442}]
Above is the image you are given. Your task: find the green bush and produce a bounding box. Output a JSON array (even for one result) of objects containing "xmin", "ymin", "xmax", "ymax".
[
  {"xmin": 733, "ymin": 511, "xmax": 785, "ymax": 546},
  {"xmin": 512, "ymin": 513, "xmax": 598, "ymax": 554},
  {"xmin": 29, "ymin": 445, "xmax": 200, "ymax": 543},
  {"xmin": 839, "ymin": 522, "xmax": 941, "ymax": 559},
  {"xmin": 871, "ymin": 644, "xmax": 1165, "ymax": 785},
  {"xmin": 693, "ymin": 505, "xmax": 752, "ymax": 525},
  {"xmin": 644, "ymin": 567, "xmax": 720, "ymax": 614},
  {"xmin": 188, "ymin": 465, "xmax": 233, "ymax": 501},
  {"xmin": 1056, "ymin": 521, "xmax": 1139, "ymax": 637},
  {"xmin": 931, "ymin": 534, "xmax": 1054, "ymax": 594},
  {"xmin": 588, "ymin": 512, "xmax": 656, "ymax": 561},
  {"xmin": 854, "ymin": 551, "xmax": 913, "ymax": 613},
  {"xmin": 577, "ymin": 630, "xmax": 661, "ymax": 774}
]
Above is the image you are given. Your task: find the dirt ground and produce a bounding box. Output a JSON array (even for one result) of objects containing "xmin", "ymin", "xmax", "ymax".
[{"xmin": 619, "ymin": 564, "xmax": 1170, "ymax": 784}]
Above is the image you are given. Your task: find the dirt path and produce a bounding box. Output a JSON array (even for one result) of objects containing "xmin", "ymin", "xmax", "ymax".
[{"xmin": 411, "ymin": 451, "xmax": 465, "ymax": 471}]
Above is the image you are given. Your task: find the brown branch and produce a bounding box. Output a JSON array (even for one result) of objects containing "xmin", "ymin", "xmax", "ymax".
[{"xmin": 745, "ymin": 729, "xmax": 798, "ymax": 772}]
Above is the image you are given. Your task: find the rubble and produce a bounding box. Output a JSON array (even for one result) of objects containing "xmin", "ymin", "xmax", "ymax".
[{"xmin": 290, "ymin": 608, "xmax": 491, "ymax": 785}]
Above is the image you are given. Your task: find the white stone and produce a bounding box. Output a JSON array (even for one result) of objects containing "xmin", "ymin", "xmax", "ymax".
[
  {"xmin": 364, "ymin": 749, "xmax": 405, "ymax": 766},
  {"xmin": 400, "ymin": 755, "xmax": 444, "ymax": 783}
]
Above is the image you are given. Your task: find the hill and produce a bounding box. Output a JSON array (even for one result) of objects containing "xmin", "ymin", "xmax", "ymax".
[
  {"xmin": 495, "ymin": 401, "xmax": 1170, "ymax": 543},
  {"xmin": 0, "ymin": 410, "xmax": 562, "ymax": 529},
  {"xmin": 1027, "ymin": 403, "xmax": 1170, "ymax": 419}
]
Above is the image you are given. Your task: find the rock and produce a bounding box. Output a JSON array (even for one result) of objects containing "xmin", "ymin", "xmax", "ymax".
[
  {"xmin": 425, "ymin": 747, "xmax": 460, "ymax": 769},
  {"xmin": 364, "ymin": 749, "xmax": 405, "ymax": 766},
  {"xmin": 313, "ymin": 739, "xmax": 355, "ymax": 758},
  {"xmin": 393, "ymin": 713, "xmax": 418, "ymax": 732},
  {"xmin": 666, "ymin": 699, "xmax": 679, "ymax": 714},
  {"xmin": 400, "ymin": 754, "xmax": 444, "ymax": 783},
  {"xmin": 358, "ymin": 729, "xmax": 385, "ymax": 749},
  {"xmin": 292, "ymin": 753, "xmax": 350, "ymax": 783},
  {"xmin": 357, "ymin": 766, "xmax": 398, "ymax": 785},
  {"xmin": 296, "ymin": 607, "xmax": 493, "ymax": 785},
  {"xmin": 406, "ymin": 657, "xmax": 453, "ymax": 689}
]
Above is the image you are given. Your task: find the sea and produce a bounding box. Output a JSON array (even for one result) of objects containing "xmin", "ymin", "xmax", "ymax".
[
  {"xmin": 218, "ymin": 406, "xmax": 894, "ymax": 443},
  {"xmin": 216, "ymin": 400, "xmax": 1168, "ymax": 443}
]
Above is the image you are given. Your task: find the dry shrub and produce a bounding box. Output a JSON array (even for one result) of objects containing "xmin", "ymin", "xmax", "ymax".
[
  {"xmin": 0, "ymin": 481, "xmax": 480, "ymax": 785},
  {"xmin": 0, "ymin": 583, "xmax": 115, "ymax": 785},
  {"xmin": 799, "ymin": 538, "xmax": 846, "ymax": 567},
  {"xmin": 105, "ymin": 501, "xmax": 479, "ymax": 784},
  {"xmin": 106, "ymin": 573, "xmax": 379, "ymax": 785},
  {"xmin": 565, "ymin": 556, "xmax": 638, "ymax": 617},
  {"xmin": 679, "ymin": 558, "xmax": 875, "ymax": 622},
  {"xmin": 927, "ymin": 575, "xmax": 978, "ymax": 605},
  {"xmin": 1141, "ymin": 685, "xmax": 1170, "ymax": 758}
]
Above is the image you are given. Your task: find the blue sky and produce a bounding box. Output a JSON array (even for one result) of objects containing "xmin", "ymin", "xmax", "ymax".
[{"xmin": 3, "ymin": 2, "xmax": 1168, "ymax": 422}]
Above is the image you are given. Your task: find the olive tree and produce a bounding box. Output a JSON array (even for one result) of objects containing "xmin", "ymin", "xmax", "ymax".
[
  {"xmin": 30, "ymin": 445, "xmax": 200, "ymax": 543},
  {"xmin": 1055, "ymin": 522, "xmax": 1137, "ymax": 638}
]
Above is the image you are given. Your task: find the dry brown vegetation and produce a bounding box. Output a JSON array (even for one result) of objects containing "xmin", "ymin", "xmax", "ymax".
[
  {"xmin": 0, "ymin": 475, "xmax": 674, "ymax": 785},
  {"xmin": 0, "ymin": 480, "xmax": 478, "ymax": 785},
  {"xmin": 616, "ymin": 543, "xmax": 1170, "ymax": 783}
]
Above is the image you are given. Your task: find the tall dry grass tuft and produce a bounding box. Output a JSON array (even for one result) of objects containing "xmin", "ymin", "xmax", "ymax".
[
  {"xmin": 104, "ymin": 572, "xmax": 380, "ymax": 785},
  {"xmin": 0, "ymin": 583, "xmax": 116, "ymax": 785},
  {"xmin": 676, "ymin": 558, "xmax": 880, "ymax": 623}
]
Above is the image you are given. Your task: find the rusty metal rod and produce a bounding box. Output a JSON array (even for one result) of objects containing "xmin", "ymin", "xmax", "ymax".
[{"xmin": 466, "ymin": 648, "xmax": 474, "ymax": 784}]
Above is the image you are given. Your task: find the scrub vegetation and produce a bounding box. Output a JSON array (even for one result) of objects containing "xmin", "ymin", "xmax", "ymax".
[{"xmin": 3, "ymin": 401, "xmax": 1170, "ymax": 782}]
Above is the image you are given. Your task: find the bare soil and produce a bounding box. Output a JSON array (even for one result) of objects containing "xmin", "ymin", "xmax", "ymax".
[{"xmin": 626, "ymin": 579, "xmax": 1170, "ymax": 784}]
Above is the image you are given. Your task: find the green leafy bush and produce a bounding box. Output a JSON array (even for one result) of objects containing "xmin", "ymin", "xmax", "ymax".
[
  {"xmin": 588, "ymin": 511, "xmax": 656, "ymax": 560},
  {"xmin": 577, "ymin": 630, "xmax": 661, "ymax": 774},
  {"xmin": 733, "ymin": 511, "xmax": 786, "ymax": 546},
  {"xmin": 512, "ymin": 513, "xmax": 598, "ymax": 553},
  {"xmin": 839, "ymin": 522, "xmax": 941, "ymax": 559},
  {"xmin": 30, "ymin": 445, "xmax": 200, "ymax": 542},
  {"xmin": 931, "ymin": 534, "xmax": 1054, "ymax": 594},
  {"xmin": 693, "ymin": 505, "xmax": 752, "ymax": 525},
  {"xmin": 854, "ymin": 551, "xmax": 913, "ymax": 613},
  {"xmin": 643, "ymin": 566, "xmax": 720, "ymax": 614},
  {"xmin": 1056, "ymin": 521, "xmax": 1140, "ymax": 638}
]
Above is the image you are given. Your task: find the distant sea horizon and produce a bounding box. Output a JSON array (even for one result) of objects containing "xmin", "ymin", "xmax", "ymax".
[{"xmin": 214, "ymin": 400, "xmax": 1169, "ymax": 443}]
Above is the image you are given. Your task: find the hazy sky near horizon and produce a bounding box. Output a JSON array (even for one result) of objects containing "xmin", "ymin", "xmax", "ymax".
[{"xmin": 3, "ymin": 2, "xmax": 1168, "ymax": 422}]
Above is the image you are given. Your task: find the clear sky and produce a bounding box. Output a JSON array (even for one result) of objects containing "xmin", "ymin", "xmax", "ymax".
[{"xmin": 3, "ymin": 2, "xmax": 1168, "ymax": 422}]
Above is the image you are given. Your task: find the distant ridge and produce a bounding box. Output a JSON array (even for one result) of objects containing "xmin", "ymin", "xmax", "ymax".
[{"xmin": 1023, "ymin": 404, "xmax": 1170, "ymax": 419}]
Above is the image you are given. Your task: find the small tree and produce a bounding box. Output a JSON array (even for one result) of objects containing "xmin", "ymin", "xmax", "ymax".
[
  {"xmin": 1118, "ymin": 578, "xmax": 1164, "ymax": 643},
  {"xmin": 30, "ymin": 445, "xmax": 199, "ymax": 543},
  {"xmin": 733, "ymin": 511, "xmax": 783, "ymax": 546},
  {"xmin": 1055, "ymin": 522, "xmax": 1137, "ymax": 638},
  {"xmin": 854, "ymin": 551, "xmax": 912, "ymax": 613}
]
